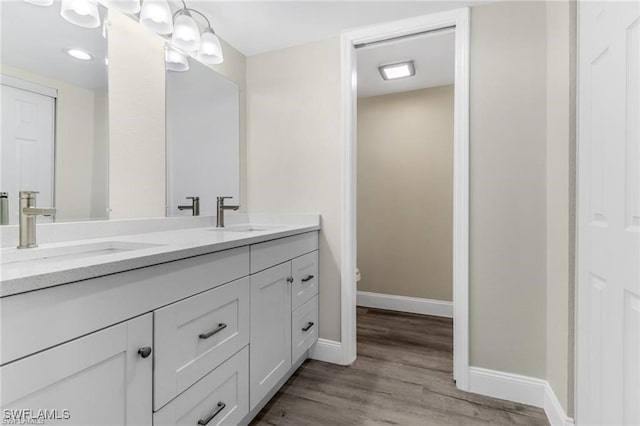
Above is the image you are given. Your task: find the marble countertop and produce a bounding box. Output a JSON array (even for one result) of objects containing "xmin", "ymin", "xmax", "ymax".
[{"xmin": 0, "ymin": 216, "xmax": 319, "ymax": 297}]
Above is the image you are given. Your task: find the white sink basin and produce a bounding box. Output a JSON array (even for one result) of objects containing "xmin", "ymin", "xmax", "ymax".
[
  {"xmin": 1, "ymin": 241, "xmax": 163, "ymax": 267},
  {"xmin": 208, "ymin": 224, "xmax": 284, "ymax": 233}
]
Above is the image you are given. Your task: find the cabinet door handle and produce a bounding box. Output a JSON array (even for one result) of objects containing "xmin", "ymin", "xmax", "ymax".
[
  {"xmin": 301, "ymin": 274, "xmax": 314, "ymax": 282},
  {"xmin": 302, "ymin": 322, "xmax": 314, "ymax": 332},
  {"xmin": 137, "ymin": 346, "xmax": 152, "ymax": 358},
  {"xmin": 286, "ymin": 276, "xmax": 294, "ymax": 284},
  {"xmin": 199, "ymin": 323, "xmax": 227, "ymax": 339},
  {"xmin": 197, "ymin": 401, "xmax": 226, "ymax": 425}
]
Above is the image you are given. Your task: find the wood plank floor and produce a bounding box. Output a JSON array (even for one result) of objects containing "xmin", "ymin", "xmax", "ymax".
[{"xmin": 251, "ymin": 307, "xmax": 549, "ymax": 426}]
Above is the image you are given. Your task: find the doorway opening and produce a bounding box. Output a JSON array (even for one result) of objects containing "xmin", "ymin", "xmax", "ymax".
[{"xmin": 340, "ymin": 8, "xmax": 470, "ymax": 390}]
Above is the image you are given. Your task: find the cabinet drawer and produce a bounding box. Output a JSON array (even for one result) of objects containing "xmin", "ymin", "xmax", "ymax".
[
  {"xmin": 154, "ymin": 346, "xmax": 249, "ymax": 426},
  {"xmin": 292, "ymin": 250, "xmax": 319, "ymax": 310},
  {"xmin": 250, "ymin": 231, "xmax": 318, "ymax": 273},
  {"xmin": 154, "ymin": 277, "xmax": 250, "ymax": 410},
  {"xmin": 292, "ymin": 295, "xmax": 319, "ymax": 363},
  {"xmin": 1, "ymin": 246, "xmax": 249, "ymax": 366}
]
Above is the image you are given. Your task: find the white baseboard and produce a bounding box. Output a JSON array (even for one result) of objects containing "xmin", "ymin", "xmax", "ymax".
[
  {"xmin": 309, "ymin": 338, "xmax": 343, "ymax": 364},
  {"xmin": 357, "ymin": 291, "xmax": 453, "ymax": 318},
  {"xmin": 544, "ymin": 382, "xmax": 575, "ymax": 426},
  {"xmin": 468, "ymin": 367, "xmax": 546, "ymax": 407},
  {"xmin": 467, "ymin": 367, "xmax": 574, "ymax": 426}
]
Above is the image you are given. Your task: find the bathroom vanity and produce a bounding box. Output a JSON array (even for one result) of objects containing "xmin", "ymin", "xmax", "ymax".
[{"xmin": 0, "ymin": 217, "xmax": 320, "ymax": 425}]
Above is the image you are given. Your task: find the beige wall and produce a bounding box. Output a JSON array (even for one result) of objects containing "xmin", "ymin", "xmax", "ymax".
[
  {"xmin": 108, "ymin": 10, "xmax": 166, "ymax": 219},
  {"xmin": 246, "ymin": 38, "xmax": 342, "ymax": 341},
  {"xmin": 545, "ymin": 0, "xmax": 576, "ymax": 415},
  {"xmin": 245, "ymin": 1, "xmax": 575, "ymax": 397},
  {"xmin": 0, "ymin": 65, "xmax": 106, "ymax": 222},
  {"xmin": 357, "ymin": 86, "xmax": 454, "ymax": 301},
  {"xmin": 469, "ymin": 0, "xmax": 548, "ymax": 379}
]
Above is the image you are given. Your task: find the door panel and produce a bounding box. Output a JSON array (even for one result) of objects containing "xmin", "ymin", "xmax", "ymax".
[
  {"xmin": 0, "ymin": 84, "xmax": 54, "ymax": 224},
  {"xmin": 578, "ymin": 2, "xmax": 640, "ymax": 425}
]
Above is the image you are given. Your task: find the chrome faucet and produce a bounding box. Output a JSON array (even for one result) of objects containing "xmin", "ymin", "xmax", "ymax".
[
  {"xmin": 216, "ymin": 196, "xmax": 239, "ymax": 228},
  {"xmin": 18, "ymin": 191, "xmax": 56, "ymax": 249},
  {"xmin": 178, "ymin": 196, "xmax": 200, "ymax": 216}
]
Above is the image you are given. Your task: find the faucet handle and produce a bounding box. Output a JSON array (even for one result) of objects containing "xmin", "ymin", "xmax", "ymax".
[
  {"xmin": 217, "ymin": 196, "xmax": 233, "ymax": 200},
  {"xmin": 186, "ymin": 196, "xmax": 199, "ymax": 201},
  {"xmin": 19, "ymin": 191, "xmax": 39, "ymax": 199}
]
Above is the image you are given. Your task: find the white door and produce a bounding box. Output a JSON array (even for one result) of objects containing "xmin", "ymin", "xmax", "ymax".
[
  {"xmin": 0, "ymin": 83, "xmax": 55, "ymax": 224},
  {"xmin": 249, "ymin": 262, "xmax": 292, "ymax": 410},
  {"xmin": 0, "ymin": 314, "xmax": 153, "ymax": 425},
  {"xmin": 577, "ymin": 2, "xmax": 640, "ymax": 425}
]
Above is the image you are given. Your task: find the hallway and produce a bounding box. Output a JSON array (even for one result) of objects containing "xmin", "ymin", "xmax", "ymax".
[{"xmin": 252, "ymin": 308, "xmax": 549, "ymax": 425}]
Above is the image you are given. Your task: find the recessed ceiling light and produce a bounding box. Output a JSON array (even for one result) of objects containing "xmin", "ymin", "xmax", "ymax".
[
  {"xmin": 379, "ymin": 61, "xmax": 415, "ymax": 80},
  {"xmin": 64, "ymin": 48, "xmax": 93, "ymax": 61}
]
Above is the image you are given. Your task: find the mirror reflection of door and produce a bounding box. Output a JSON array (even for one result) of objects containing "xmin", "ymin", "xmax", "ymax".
[{"xmin": 0, "ymin": 79, "xmax": 55, "ymax": 225}]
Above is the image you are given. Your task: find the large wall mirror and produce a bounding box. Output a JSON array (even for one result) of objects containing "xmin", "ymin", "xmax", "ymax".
[
  {"xmin": 166, "ymin": 57, "xmax": 240, "ymax": 217},
  {"xmin": 1, "ymin": 2, "xmax": 241, "ymax": 224},
  {"xmin": 0, "ymin": 1, "xmax": 108, "ymax": 224}
]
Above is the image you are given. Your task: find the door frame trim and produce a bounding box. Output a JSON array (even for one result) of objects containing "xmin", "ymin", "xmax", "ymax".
[
  {"xmin": 0, "ymin": 74, "xmax": 58, "ymax": 99},
  {"xmin": 339, "ymin": 7, "xmax": 471, "ymax": 389}
]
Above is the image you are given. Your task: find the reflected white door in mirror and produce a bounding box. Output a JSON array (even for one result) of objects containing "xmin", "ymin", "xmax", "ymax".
[{"xmin": 0, "ymin": 80, "xmax": 55, "ymax": 225}]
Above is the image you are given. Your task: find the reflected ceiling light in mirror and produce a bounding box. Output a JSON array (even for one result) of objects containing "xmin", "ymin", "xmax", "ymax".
[
  {"xmin": 24, "ymin": 0, "xmax": 54, "ymax": 6},
  {"xmin": 172, "ymin": 8, "xmax": 200, "ymax": 51},
  {"xmin": 140, "ymin": 0, "xmax": 173, "ymax": 35},
  {"xmin": 99, "ymin": 0, "xmax": 139, "ymax": 14},
  {"xmin": 64, "ymin": 47, "xmax": 94, "ymax": 61},
  {"xmin": 379, "ymin": 60, "xmax": 416, "ymax": 80},
  {"xmin": 165, "ymin": 45, "xmax": 189, "ymax": 72},
  {"xmin": 61, "ymin": 0, "xmax": 101, "ymax": 28},
  {"xmin": 198, "ymin": 27, "xmax": 223, "ymax": 64}
]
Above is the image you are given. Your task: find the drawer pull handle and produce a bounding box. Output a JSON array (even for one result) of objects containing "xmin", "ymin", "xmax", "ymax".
[
  {"xmin": 301, "ymin": 274, "xmax": 315, "ymax": 282},
  {"xmin": 199, "ymin": 323, "xmax": 227, "ymax": 339},
  {"xmin": 286, "ymin": 276, "xmax": 294, "ymax": 284},
  {"xmin": 197, "ymin": 401, "xmax": 226, "ymax": 425},
  {"xmin": 302, "ymin": 322, "xmax": 314, "ymax": 332},
  {"xmin": 137, "ymin": 346, "xmax": 152, "ymax": 358}
]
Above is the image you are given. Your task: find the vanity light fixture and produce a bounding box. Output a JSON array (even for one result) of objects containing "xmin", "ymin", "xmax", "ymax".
[
  {"xmin": 172, "ymin": 7, "xmax": 200, "ymax": 51},
  {"xmin": 60, "ymin": 0, "xmax": 101, "ymax": 28},
  {"xmin": 165, "ymin": 45, "xmax": 189, "ymax": 72},
  {"xmin": 64, "ymin": 47, "xmax": 94, "ymax": 60},
  {"xmin": 169, "ymin": 1, "xmax": 224, "ymax": 64},
  {"xmin": 140, "ymin": 0, "xmax": 173, "ymax": 35},
  {"xmin": 379, "ymin": 60, "xmax": 416, "ymax": 80}
]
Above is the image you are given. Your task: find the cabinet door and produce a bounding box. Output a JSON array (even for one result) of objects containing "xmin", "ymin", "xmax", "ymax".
[
  {"xmin": 249, "ymin": 262, "xmax": 291, "ymax": 410},
  {"xmin": 0, "ymin": 314, "xmax": 152, "ymax": 425}
]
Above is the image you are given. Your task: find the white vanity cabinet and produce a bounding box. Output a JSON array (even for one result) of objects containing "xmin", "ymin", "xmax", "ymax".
[
  {"xmin": 0, "ymin": 228, "xmax": 320, "ymax": 426},
  {"xmin": 249, "ymin": 233, "xmax": 319, "ymax": 411},
  {"xmin": 0, "ymin": 313, "xmax": 153, "ymax": 425}
]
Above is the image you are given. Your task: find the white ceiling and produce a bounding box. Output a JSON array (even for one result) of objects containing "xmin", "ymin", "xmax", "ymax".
[
  {"xmin": 0, "ymin": 1, "xmax": 480, "ymax": 93},
  {"xmin": 356, "ymin": 29, "xmax": 454, "ymax": 98},
  {"xmin": 1, "ymin": 1, "xmax": 108, "ymax": 92},
  {"xmin": 192, "ymin": 1, "xmax": 486, "ymax": 56}
]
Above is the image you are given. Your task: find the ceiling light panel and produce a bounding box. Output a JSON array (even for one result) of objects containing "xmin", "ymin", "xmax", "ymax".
[{"xmin": 379, "ymin": 61, "xmax": 415, "ymax": 80}]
